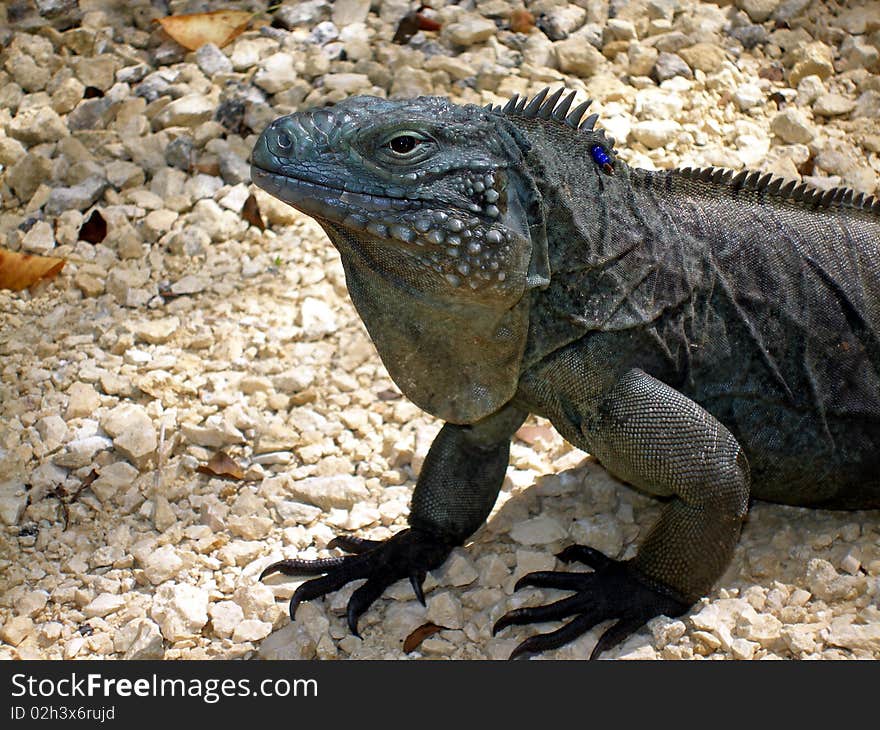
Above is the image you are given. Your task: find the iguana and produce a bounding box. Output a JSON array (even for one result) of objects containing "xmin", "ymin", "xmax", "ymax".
[{"xmin": 251, "ymin": 87, "xmax": 880, "ymax": 659}]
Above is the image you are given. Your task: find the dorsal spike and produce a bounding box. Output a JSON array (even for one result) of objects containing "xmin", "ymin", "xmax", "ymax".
[
  {"xmin": 538, "ymin": 88, "xmax": 565, "ymax": 119},
  {"xmin": 731, "ymin": 170, "xmax": 749, "ymax": 188},
  {"xmin": 820, "ymin": 188, "xmax": 837, "ymax": 206},
  {"xmin": 854, "ymin": 192, "xmax": 866, "ymax": 207},
  {"xmin": 523, "ymin": 87, "xmax": 550, "ymax": 116},
  {"xmin": 502, "ymin": 94, "xmax": 519, "ymax": 113},
  {"xmin": 551, "ymin": 90, "xmax": 577, "ymax": 121},
  {"xmin": 780, "ymin": 180, "xmax": 797, "ymax": 196},
  {"xmin": 582, "ymin": 112, "xmax": 599, "ymax": 130},
  {"xmin": 842, "ymin": 188, "xmax": 855, "ymax": 205},
  {"xmin": 514, "ymin": 95, "xmax": 528, "ymax": 113},
  {"xmin": 711, "ymin": 168, "xmax": 728, "ymax": 184},
  {"xmin": 565, "ymin": 99, "xmax": 592, "ymax": 129},
  {"xmin": 767, "ymin": 177, "xmax": 784, "ymax": 195},
  {"xmin": 757, "ymin": 172, "xmax": 774, "ymax": 189},
  {"xmin": 791, "ymin": 183, "xmax": 808, "ymax": 201}
]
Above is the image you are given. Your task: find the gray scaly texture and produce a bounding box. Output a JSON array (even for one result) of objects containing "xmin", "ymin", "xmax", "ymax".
[{"xmin": 251, "ymin": 88, "xmax": 880, "ymax": 659}]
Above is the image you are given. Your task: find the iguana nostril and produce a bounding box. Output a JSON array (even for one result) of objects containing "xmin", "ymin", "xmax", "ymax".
[{"xmin": 276, "ymin": 132, "xmax": 291, "ymax": 150}]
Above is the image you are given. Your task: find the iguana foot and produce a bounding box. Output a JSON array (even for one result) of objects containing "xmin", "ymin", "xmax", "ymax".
[
  {"xmin": 493, "ymin": 545, "xmax": 690, "ymax": 659},
  {"xmin": 260, "ymin": 528, "xmax": 456, "ymax": 635}
]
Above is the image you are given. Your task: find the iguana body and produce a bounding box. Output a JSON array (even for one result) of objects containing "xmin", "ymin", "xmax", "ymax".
[{"xmin": 251, "ymin": 88, "xmax": 880, "ymax": 658}]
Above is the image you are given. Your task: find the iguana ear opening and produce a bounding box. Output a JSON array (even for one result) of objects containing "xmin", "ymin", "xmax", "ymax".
[
  {"xmin": 503, "ymin": 170, "xmax": 550, "ymax": 291},
  {"xmin": 493, "ymin": 120, "xmax": 550, "ymax": 291}
]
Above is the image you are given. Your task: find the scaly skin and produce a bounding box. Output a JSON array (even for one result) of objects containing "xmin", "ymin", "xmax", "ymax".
[{"xmin": 252, "ymin": 88, "xmax": 880, "ymax": 659}]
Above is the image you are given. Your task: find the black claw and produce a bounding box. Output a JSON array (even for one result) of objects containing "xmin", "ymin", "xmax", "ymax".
[
  {"xmin": 329, "ymin": 535, "xmax": 382, "ymax": 553},
  {"xmin": 347, "ymin": 576, "xmax": 395, "ymax": 636},
  {"xmin": 493, "ymin": 593, "xmax": 585, "ymax": 635},
  {"xmin": 260, "ymin": 555, "xmax": 350, "ymax": 580},
  {"xmin": 514, "ymin": 570, "xmax": 595, "ymax": 592},
  {"xmin": 509, "ymin": 613, "xmax": 604, "ymax": 660},
  {"xmin": 410, "ymin": 571, "xmax": 427, "ymax": 605},
  {"xmin": 555, "ymin": 545, "xmax": 613, "ymax": 570},
  {"xmin": 589, "ymin": 617, "xmax": 643, "ymax": 660}
]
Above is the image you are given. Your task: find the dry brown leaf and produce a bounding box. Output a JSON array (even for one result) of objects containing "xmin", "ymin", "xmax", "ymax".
[
  {"xmin": 242, "ymin": 193, "xmax": 265, "ymax": 231},
  {"xmin": 403, "ymin": 623, "xmax": 445, "ymax": 653},
  {"xmin": 197, "ymin": 451, "xmax": 245, "ymax": 480},
  {"xmin": 0, "ymin": 248, "xmax": 65, "ymax": 292},
  {"xmin": 156, "ymin": 10, "xmax": 253, "ymax": 51}
]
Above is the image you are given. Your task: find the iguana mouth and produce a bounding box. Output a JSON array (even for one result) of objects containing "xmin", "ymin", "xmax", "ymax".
[{"xmin": 251, "ymin": 165, "xmax": 413, "ymax": 223}]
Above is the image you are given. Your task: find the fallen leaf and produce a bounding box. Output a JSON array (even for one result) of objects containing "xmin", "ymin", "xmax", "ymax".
[
  {"xmin": 416, "ymin": 13, "xmax": 441, "ymax": 32},
  {"xmin": 403, "ymin": 623, "xmax": 445, "ymax": 653},
  {"xmin": 0, "ymin": 248, "xmax": 65, "ymax": 291},
  {"xmin": 78, "ymin": 210, "xmax": 107, "ymax": 244},
  {"xmin": 156, "ymin": 10, "xmax": 253, "ymax": 51},
  {"xmin": 376, "ymin": 388, "xmax": 402, "ymax": 401},
  {"xmin": 242, "ymin": 193, "xmax": 265, "ymax": 231},
  {"xmin": 197, "ymin": 451, "xmax": 245, "ymax": 480},
  {"xmin": 392, "ymin": 12, "xmax": 420, "ymax": 44},
  {"xmin": 509, "ymin": 8, "xmax": 535, "ymax": 34},
  {"xmin": 392, "ymin": 9, "xmax": 441, "ymax": 44}
]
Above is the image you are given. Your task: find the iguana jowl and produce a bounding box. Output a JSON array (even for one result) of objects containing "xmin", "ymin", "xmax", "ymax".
[{"xmin": 251, "ymin": 88, "xmax": 880, "ymax": 659}]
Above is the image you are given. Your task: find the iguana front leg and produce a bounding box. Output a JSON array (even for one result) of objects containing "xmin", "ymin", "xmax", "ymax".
[
  {"xmin": 262, "ymin": 403, "xmax": 527, "ymax": 635},
  {"xmin": 495, "ymin": 369, "xmax": 751, "ymax": 658}
]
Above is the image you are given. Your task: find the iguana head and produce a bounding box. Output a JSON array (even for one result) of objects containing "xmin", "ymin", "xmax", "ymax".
[
  {"xmin": 251, "ymin": 90, "xmax": 601, "ymax": 423},
  {"xmin": 251, "ymin": 95, "xmax": 549, "ymax": 305}
]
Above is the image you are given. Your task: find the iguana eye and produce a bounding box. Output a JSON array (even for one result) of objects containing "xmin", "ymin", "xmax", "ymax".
[{"xmin": 385, "ymin": 133, "xmax": 427, "ymax": 157}]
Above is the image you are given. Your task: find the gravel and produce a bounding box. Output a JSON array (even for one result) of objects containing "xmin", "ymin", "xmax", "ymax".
[{"xmin": 1, "ymin": 0, "xmax": 878, "ymax": 662}]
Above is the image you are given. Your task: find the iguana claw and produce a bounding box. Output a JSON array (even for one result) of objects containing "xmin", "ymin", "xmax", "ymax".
[
  {"xmin": 260, "ymin": 528, "xmax": 455, "ymax": 634},
  {"xmin": 493, "ymin": 545, "xmax": 690, "ymax": 660}
]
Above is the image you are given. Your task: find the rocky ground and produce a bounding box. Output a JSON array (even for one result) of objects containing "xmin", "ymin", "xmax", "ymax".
[{"xmin": 1, "ymin": 0, "xmax": 879, "ymax": 661}]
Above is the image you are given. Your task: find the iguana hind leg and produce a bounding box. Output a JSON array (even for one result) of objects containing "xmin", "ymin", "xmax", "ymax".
[
  {"xmin": 262, "ymin": 403, "xmax": 526, "ymax": 635},
  {"xmin": 497, "ymin": 368, "xmax": 751, "ymax": 658}
]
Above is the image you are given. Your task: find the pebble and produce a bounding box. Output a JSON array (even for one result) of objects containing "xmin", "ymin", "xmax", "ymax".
[
  {"xmin": 83, "ymin": 593, "xmax": 126, "ymax": 618},
  {"xmin": 813, "ymin": 93, "xmax": 856, "ymax": 117},
  {"xmin": 508, "ymin": 515, "xmax": 567, "ymax": 545},
  {"xmin": 287, "ymin": 475, "xmax": 370, "ymax": 510},
  {"xmin": 556, "ymin": 34, "xmax": 606, "ymax": 76},
  {"xmin": 21, "ymin": 221, "xmax": 56, "ymax": 254},
  {"xmin": 209, "ymin": 601, "xmax": 244, "ymax": 639},
  {"xmin": 117, "ymin": 618, "xmax": 165, "ymax": 660},
  {"xmin": 45, "ymin": 176, "xmax": 107, "ymax": 215},
  {"xmin": 631, "ymin": 119, "xmax": 681, "ymax": 148},
  {"xmin": 142, "ymin": 545, "xmax": 183, "ymax": 585},
  {"xmin": 232, "ymin": 619, "xmax": 274, "ymax": 643},
  {"xmin": 445, "ymin": 14, "xmax": 496, "ymax": 47},
  {"xmin": 426, "ymin": 591, "xmax": 464, "ymax": 630},
  {"xmin": 770, "ymin": 108, "xmax": 815, "ymax": 144},
  {"xmin": 0, "ymin": 617, "xmax": 34, "ymax": 646},
  {"xmin": 150, "ymin": 583, "xmax": 210, "ymax": 642},
  {"xmin": 195, "ymin": 44, "xmax": 233, "ymax": 77},
  {"xmin": 100, "ymin": 403, "xmax": 157, "ymax": 466}
]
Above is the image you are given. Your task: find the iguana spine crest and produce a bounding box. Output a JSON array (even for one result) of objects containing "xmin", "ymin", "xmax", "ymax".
[{"xmin": 489, "ymin": 86, "xmax": 880, "ymax": 215}]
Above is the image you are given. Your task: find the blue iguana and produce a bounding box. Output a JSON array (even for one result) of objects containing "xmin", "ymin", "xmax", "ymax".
[{"xmin": 251, "ymin": 88, "xmax": 880, "ymax": 658}]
